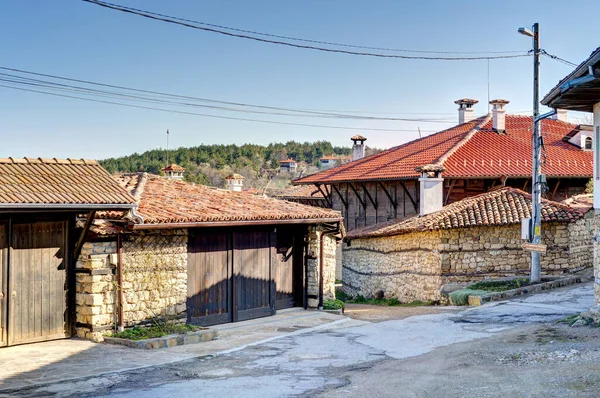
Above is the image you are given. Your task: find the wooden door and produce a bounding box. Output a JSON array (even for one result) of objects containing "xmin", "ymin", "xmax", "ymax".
[
  {"xmin": 187, "ymin": 232, "xmax": 231, "ymax": 326},
  {"xmin": 233, "ymin": 230, "xmax": 275, "ymax": 322},
  {"xmin": 0, "ymin": 222, "xmax": 7, "ymax": 347},
  {"xmin": 8, "ymin": 221, "xmax": 68, "ymax": 345},
  {"xmin": 274, "ymin": 228, "xmax": 295, "ymax": 310}
]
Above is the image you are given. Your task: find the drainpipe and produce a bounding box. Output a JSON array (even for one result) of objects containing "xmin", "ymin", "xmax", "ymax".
[{"xmin": 117, "ymin": 233, "xmax": 124, "ymax": 332}]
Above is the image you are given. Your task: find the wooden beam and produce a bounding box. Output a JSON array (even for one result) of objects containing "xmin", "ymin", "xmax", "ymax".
[
  {"xmin": 74, "ymin": 210, "xmax": 96, "ymax": 262},
  {"xmin": 398, "ymin": 180, "xmax": 417, "ymax": 212},
  {"xmin": 551, "ymin": 179, "xmax": 561, "ymax": 201},
  {"xmin": 360, "ymin": 182, "xmax": 377, "ymax": 209},
  {"xmin": 315, "ymin": 184, "xmax": 332, "ymax": 208},
  {"xmin": 522, "ymin": 180, "xmax": 529, "ymax": 191},
  {"xmin": 332, "ymin": 184, "xmax": 348, "ymax": 209},
  {"xmin": 348, "ymin": 183, "xmax": 366, "ymax": 209},
  {"xmin": 378, "ymin": 182, "xmax": 397, "ymax": 208},
  {"xmin": 444, "ymin": 179, "xmax": 457, "ymax": 206}
]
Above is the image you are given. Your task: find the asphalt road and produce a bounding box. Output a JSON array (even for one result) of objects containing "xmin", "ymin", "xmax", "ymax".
[{"xmin": 17, "ymin": 283, "xmax": 597, "ymax": 398}]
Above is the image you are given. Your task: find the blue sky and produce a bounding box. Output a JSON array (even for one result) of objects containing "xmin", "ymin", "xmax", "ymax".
[{"xmin": 1, "ymin": 0, "xmax": 598, "ymax": 159}]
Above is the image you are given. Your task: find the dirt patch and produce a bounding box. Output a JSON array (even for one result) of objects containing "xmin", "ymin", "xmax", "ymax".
[{"xmin": 343, "ymin": 304, "xmax": 458, "ymax": 322}]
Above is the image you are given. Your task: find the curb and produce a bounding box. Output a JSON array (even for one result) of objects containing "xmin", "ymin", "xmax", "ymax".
[
  {"xmin": 467, "ymin": 276, "xmax": 581, "ymax": 306},
  {"xmin": 104, "ymin": 329, "xmax": 217, "ymax": 349}
]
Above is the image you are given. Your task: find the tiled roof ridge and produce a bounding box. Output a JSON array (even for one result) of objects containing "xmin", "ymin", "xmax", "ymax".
[
  {"xmin": 0, "ymin": 157, "xmax": 99, "ymax": 165},
  {"xmin": 131, "ymin": 172, "xmax": 149, "ymax": 203},
  {"xmin": 433, "ymin": 114, "xmax": 492, "ymax": 167}
]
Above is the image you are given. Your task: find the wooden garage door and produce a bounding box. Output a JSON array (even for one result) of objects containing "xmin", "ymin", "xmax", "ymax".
[
  {"xmin": 0, "ymin": 223, "xmax": 7, "ymax": 347},
  {"xmin": 233, "ymin": 230, "xmax": 275, "ymax": 322},
  {"xmin": 9, "ymin": 221, "xmax": 68, "ymax": 345},
  {"xmin": 187, "ymin": 232, "xmax": 231, "ymax": 326}
]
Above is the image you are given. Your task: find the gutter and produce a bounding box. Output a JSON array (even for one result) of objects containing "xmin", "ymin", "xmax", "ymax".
[
  {"xmin": 132, "ymin": 217, "xmax": 343, "ymax": 230},
  {"xmin": 0, "ymin": 203, "xmax": 136, "ymax": 210},
  {"xmin": 542, "ymin": 49, "xmax": 600, "ymax": 106}
]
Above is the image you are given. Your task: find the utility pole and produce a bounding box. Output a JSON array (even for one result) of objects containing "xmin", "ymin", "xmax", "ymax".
[{"xmin": 531, "ymin": 23, "xmax": 542, "ymax": 283}]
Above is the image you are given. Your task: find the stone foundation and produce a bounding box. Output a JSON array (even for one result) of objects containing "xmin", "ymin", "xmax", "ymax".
[{"xmin": 343, "ymin": 219, "xmax": 593, "ymax": 303}]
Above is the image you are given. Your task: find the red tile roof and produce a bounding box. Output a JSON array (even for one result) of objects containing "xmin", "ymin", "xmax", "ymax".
[
  {"xmin": 295, "ymin": 115, "xmax": 592, "ymax": 184},
  {"xmin": 225, "ymin": 173, "xmax": 245, "ymax": 180},
  {"xmin": 320, "ymin": 155, "xmax": 339, "ymax": 161},
  {"xmin": 111, "ymin": 173, "xmax": 341, "ymax": 225},
  {"xmin": 280, "ymin": 159, "xmax": 297, "ymax": 164},
  {"xmin": 0, "ymin": 157, "xmax": 135, "ymax": 207},
  {"xmin": 348, "ymin": 187, "xmax": 587, "ymax": 239},
  {"xmin": 271, "ymin": 185, "xmax": 326, "ymax": 200}
]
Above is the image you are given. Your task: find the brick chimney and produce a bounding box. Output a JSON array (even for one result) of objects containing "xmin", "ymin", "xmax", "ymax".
[
  {"xmin": 454, "ymin": 98, "xmax": 478, "ymax": 124},
  {"xmin": 553, "ymin": 109, "xmax": 568, "ymax": 122},
  {"xmin": 416, "ymin": 164, "xmax": 445, "ymax": 216},
  {"xmin": 161, "ymin": 164, "xmax": 185, "ymax": 180},
  {"xmin": 225, "ymin": 173, "xmax": 245, "ymax": 192},
  {"xmin": 351, "ymin": 135, "xmax": 367, "ymax": 161},
  {"xmin": 490, "ymin": 99, "xmax": 509, "ymax": 133}
]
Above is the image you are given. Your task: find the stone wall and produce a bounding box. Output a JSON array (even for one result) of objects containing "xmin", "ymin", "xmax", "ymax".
[
  {"xmin": 343, "ymin": 219, "xmax": 592, "ymax": 303},
  {"xmin": 342, "ymin": 230, "xmax": 444, "ymax": 303},
  {"xmin": 306, "ymin": 226, "xmax": 338, "ymax": 308},
  {"xmin": 75, "ymin": 230, "xmax": 188, "ymax": 342}
]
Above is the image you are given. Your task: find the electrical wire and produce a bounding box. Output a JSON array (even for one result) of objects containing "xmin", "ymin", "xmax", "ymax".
[
  {"xmin": 81, "ymin": 0, "xmax": 531, "ymax": 61},
  {"xmin": 81, "ymin": 0, "xmax": 524, "ymax": 56},
  {"xmin": 0, "ymin": 83, "xmax": 441, "ymax": 133},
  {"xmin": 541, "ymin": 50, "xmax": 578, "ymax": 67},
  {"xmin": 0, "ymin": 66, "xmax": 458, "ymax": 123}
]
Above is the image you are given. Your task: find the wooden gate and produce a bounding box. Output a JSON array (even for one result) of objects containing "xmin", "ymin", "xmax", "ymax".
[
  {"xmin": 233, "ymin": 230, "xmax": 275, "ymax": 322},
  {"xmin": 187, "ymin": 232, "xmax": 231, "ymax": 326},
  {"xmin": 8, "ymin": 221, "xmax": 68, "ymax": 345},
  {"xmin": 188, "ymin": 228, "xmax": 300, "ymax": 326}
]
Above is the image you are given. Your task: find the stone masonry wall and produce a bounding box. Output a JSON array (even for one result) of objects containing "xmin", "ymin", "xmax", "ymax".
[
  {"xmin": 306, "ymin": 226, "xmax": 337, "ymax": 308},
  {"xmin": 343, "ymin": 220, "xmax": 592, "ymax": 304},
  {"xmin": 342, "ymin": 231, "xmax": 444, "ymax": 303},
  {"xmin": 75, "ymin": 230, "xmax": 188, "ymax": 342}
]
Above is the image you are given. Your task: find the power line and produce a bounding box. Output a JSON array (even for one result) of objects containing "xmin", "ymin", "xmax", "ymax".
[
  {"xmin": 82, "ymin": 0, "xmax": 524, "ymax": 56},
  {"xmin": 81, "ymin": 0, "xmax": 531, "ymax": 61},
  {"xmin": 0, "ymin": 66, "xmax": 458, "ymax": 123},
  {"xmin": 541, "ymin": 50, "xmax": 578, "ymax": 67},
  {"xmin": 0, "ymin": 83, "xmax": 439, "ymax": 133}
]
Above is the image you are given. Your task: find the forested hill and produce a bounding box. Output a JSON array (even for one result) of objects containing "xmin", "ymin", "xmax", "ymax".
[{"xmin": 99, "ymin": 141, "xmax": 356, "ymax": 189}]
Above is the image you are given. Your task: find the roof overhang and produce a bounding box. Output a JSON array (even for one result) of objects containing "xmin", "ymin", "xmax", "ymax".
[
  {"xmin": 0, "ymin": 203, "xmax": 136, "ymax": 211},
  {"xmin": 132, "ymin": 217, "xmax": 343, "ymax": 230},
  {"xmin": 542, "ymin": 48, "xmax": 600, "ymax": 112}
]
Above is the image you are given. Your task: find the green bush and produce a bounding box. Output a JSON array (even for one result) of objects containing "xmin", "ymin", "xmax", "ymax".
[
  {"xmin": 323, "ymin": 299, "xmax": 345, "ymax": 310},
  {"xmin": 111, "ymin": 323, "xmax": 198, "ymax": 341},
  {"xmin": 449, "ymin": 289, "xmax": 491, "ymax": 306},
  {"xmin": 468, "ymin": 278, "xmax": 530, "ymax": 292}
]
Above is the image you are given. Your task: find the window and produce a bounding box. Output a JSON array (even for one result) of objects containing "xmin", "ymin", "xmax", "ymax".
[{"xmin": 585, "ymin": 136, "xmax": 592, "ymax": 150}]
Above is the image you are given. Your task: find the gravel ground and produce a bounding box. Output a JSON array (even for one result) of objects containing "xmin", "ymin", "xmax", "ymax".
[{"xmin": 343, "ymin": 303, "xmax": 458, "ymax": 322}]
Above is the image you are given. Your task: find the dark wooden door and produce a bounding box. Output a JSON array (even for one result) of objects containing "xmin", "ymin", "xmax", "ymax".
[
  {"xmin": 8, "ymin": 221, "xmax": 68, "ymax": 345},
  {"xmin": 233, "ymin": 230, "xmax": 275, "ymax": 322},
  {"xmin": 274, "ymin": 229, "xmax": 295, "ymax": 310},
  {"xmin": 0, "ymin": 222, "xmax": 7, "ymax": 347},
  {"xmin": 187, "ymin": 232, "xmax": 231, "ymax": 326}
]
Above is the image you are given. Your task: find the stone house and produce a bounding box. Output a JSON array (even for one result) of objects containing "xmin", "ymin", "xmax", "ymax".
[
  {"xmin": 342, "ymin": 187, "xmax": 592, "ymax": 303},
  {"xmin": 0, "ymin": 158, "xmax": 136, "ymax": 347},
  {"xmin": 76, "ymin": 173, "xmax": 342, "ymax": 341},
  {"xmin": 294, "ymin": 101, "xmax": 593, "ymax": 232},
  {"xmin": 279, "ymin": 159, "xmax": 298, "ymax": 173},
  {"xmin": 542, "ymin": 46, "xmax": 600, "ymax": 314}
]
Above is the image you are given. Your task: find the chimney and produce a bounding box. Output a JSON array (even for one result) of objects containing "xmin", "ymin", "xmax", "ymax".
[
  {"xmin": 161, "ymin": 164, "xmax": 185, "ymax": 180},
  {"xmin": 490, "ymin": 99, "xmax": 509, "ymax": 133},
  {"xmin": 454, "ymin": 98, "xmax": 478, "ymax": 124},
  {"xmin": 225, "ymin": 173, "xmax": 245, "ymax": 192},
  {"xmin": 351, "ymin": 134, "xmax": 367, "ymax": 161},
  {"xmin": 416, "ymin": 164, "xmax": 445, "ymax": 216},
  {"xmin": 552, "ymin": 109, "xmax": 568, "ymax": 122}
]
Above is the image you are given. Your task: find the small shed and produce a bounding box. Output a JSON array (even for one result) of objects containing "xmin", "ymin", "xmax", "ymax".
[
  {"xmin": 343, "ymin": 187, "xmax": 592, "ymax": 303},
  {"xmin": 0, "ymin": 158, "xmax": 135, "ymax": 347},
  {"xmin": 77, "ymin": 173, "xmax": 343, "ymax": 340}
]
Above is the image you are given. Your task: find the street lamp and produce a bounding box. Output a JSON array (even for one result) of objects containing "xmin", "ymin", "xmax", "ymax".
[{"xmin": 519, "ymin": 23, "xmax": 542, "ymax": 283}]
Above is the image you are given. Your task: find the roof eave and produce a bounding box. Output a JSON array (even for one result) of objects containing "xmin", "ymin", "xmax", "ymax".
[
  {"xmin": 0, "ymin": 203, "xmax": 136, "ymax": 210},
  {"xmin": 132, "ymin": 217, "xmax": 343, "ymax": 230}
]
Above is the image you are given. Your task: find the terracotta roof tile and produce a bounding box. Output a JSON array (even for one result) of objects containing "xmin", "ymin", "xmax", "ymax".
[
  {"xmin": 347, "ymin": 187, "xmax": 587, "ymax": 239},
  {"xmin": 110, "ymin": 173, "xmax": 340, "ymax": 225},
  {"xmin": 271, "ymin": 185, "xmax": 325, "ymax": 200},
  {"xmin": 295, "ymin": 115, "xmax": 593, "ymax": 184},
  {"xmin": 162, "ymin": 164, "xmax": 186, "ymax": 172},
  {"xmin": 0, "ymin": 157, "xmax": 135, "ymax": 206}
]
